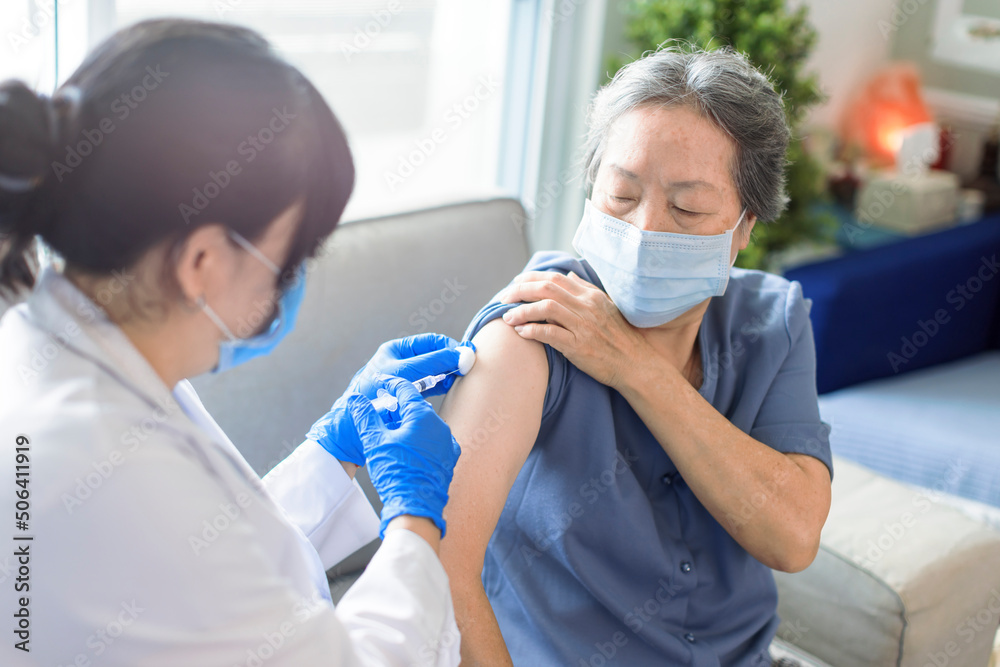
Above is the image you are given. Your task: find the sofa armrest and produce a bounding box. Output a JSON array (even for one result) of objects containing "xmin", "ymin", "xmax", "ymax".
[{"xmin": 774, "ymin": 456, "xmax": 1000, "ymax": 667}]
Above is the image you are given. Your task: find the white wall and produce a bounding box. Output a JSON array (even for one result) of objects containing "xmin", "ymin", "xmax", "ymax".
[{"xmin": 793, "ymin": 0, "xmax": 899, "ymax": 130}]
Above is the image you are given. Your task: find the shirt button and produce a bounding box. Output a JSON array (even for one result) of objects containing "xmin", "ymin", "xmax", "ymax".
[
  {"xmin": 684, "ymin": 632, "xmax": 696, "ymax": 643},
  {"xmin": 661, "ymin": 473, "xmax": 673, "ymax": 485},
  {"xmin": 680, "ymin": 561, "xmax": 692, "ymax": 573}
]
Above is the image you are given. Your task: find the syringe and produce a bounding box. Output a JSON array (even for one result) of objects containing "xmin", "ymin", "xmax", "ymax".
[{"xmin": 370, "ymin": 344, "xmax": 476, "ymax": 412}]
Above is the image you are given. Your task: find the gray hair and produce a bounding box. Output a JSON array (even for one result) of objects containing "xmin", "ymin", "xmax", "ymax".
[{"xmin": 584, "ymin": 44, "xmax": 790, "ymax": 223}]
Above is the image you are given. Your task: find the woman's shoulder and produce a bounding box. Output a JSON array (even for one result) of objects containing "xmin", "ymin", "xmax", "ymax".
[
  {"xmin": 714, "ymin": 268, "xmax": 813, "ymax": 346},
  {"xmin": 523, "ymin": 250, "xmax": 589, "ymax": 275}
]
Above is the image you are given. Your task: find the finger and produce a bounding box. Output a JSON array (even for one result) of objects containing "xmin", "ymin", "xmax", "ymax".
[
  {"xmin": 406, "ymin": 346, "xmax": 462, "ymax": 375},
  {"xmin": 501, "ymin": 276, "xmax": 576, "ymax": 306},
  {"xmin": 511, "ymin": 271, "xmax": 589, "ymax": 296},
  {"xmin": 511, "ymin": 270, "xmax": 566, "ymax": 284},
  {"xmin": 501, "ymin": 300, "xmax": 580, "ymax": 330},
  {"xmin": 566, "ymin": 271, "xmax": 599, "ymax": 292},
  {"xmin": 345, "ymin": 394, "xmax": 386, "ymax": 441},
  {"xmin": 372, "ymin": 374, "xmax": 433, "ymax": 421},
  {"xmin": 402, "ymin": 348, "xmax": 464, "ymax": 396},
  {"xmin": 513, "ymin": 321, "xmax": 575, "ymax": 351}
]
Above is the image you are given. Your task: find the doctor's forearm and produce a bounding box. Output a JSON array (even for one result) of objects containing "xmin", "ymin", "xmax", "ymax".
[{"xmin": 618, "ymin": 357, "xmax": 829, "ymax": 572}]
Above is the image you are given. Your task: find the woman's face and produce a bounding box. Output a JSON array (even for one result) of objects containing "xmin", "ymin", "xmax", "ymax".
[{"xmin": 591, "ymin": 103, "xmax": 754, "ymax": 263}]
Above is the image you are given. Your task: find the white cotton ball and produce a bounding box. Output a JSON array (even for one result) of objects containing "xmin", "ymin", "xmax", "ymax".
[{"xmin": 457, "ymin": 345, "xmax": 476, "ymax": 376}]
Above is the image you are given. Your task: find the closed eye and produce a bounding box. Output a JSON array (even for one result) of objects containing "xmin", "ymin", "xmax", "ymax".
[{"xmin": 673, "ymin": 206, "xmax": 703, "ymax": 217}]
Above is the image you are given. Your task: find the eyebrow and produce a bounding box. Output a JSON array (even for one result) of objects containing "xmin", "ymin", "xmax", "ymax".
[{"xmin": 609, "ymin": 163, "xmax": 719, "ymax": 193}]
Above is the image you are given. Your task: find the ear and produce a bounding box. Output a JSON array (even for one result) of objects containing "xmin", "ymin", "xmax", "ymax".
[
  {"xmin": 738, "ymin": 214, "xmax": 757, "ymax": 251},
  {"xmin": 173, "ymin": 224, "xmax": 232, "ymax": 305}
]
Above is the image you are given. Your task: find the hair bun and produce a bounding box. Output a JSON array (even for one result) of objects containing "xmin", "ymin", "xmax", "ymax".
[
  {"xmin": 0, "ymin": 81, "xmax": 79, "ymax": 241},
  {"xmin": 0, "ymin": 82, "xmax": 54, "ymax": 192}
]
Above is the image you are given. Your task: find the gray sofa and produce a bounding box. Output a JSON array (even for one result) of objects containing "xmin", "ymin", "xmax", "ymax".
[
  {"xmin": 189, "ymin": 196, "xmax": 1000, "ymax": 667},
  {"xmin": 6, "ymin": 197, "xmax": 999, "ymax": 665}
]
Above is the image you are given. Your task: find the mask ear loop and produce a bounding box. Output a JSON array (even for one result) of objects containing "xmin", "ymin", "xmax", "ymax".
[
  {"xmin": 731, "ymin": 207, "xmax": 749, "ymax": 232},
  {"xmin": 196, "ymin": 294, "xmax": 239, "ymax": 342},
  {"xmin": 227, "ymin": 230, "xmax": 281, "ymax": 275},
  {"xmin": 729, "ymin": 207, "xmax": 750, "ymax": 268}
]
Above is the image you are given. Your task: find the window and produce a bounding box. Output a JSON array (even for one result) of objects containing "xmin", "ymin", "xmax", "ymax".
[{"xmin": 3, "ymin": 0, "xmax": 513, "ymax": 220}]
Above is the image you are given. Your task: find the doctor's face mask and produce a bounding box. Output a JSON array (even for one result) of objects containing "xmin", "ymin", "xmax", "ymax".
[{"xmin": 198, "ymin": 230, "xmax": 307, "ymax": 373}]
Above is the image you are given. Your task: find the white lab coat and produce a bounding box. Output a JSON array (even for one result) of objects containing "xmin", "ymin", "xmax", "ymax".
[{"xmin": 0, "ymin": 267, "xmax": 461, "ymax": 666}]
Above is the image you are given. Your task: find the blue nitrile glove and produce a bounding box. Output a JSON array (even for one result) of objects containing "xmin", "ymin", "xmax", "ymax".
[
  {"xmin": 349, "ymin": 334, "xmax": 470, "ymax": 399},
  {"xmin": 305, "ymin": 333, "xmax": 470, "ymax": 466},
  {"xmin": 347, "ymin": 375, "xmax": 461, "ymax": 539},
  {"xmin": 304, "ymin": 393, "xmax": 366, "ymax": 466}
]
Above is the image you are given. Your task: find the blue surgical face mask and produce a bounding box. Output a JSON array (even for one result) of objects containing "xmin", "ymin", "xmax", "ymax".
[
  {"xmin": 198, "ymin": 230, "xmax": 307, "ymax": 373},
  {"xmin": 572, "ymin": 198, "xmax": 747, "ymax": 328}
]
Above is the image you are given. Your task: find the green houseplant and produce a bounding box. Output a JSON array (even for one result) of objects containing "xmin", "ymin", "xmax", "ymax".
[{"xmin": 612, "ymin": 0, "xmax": 836, "ymax": 271}]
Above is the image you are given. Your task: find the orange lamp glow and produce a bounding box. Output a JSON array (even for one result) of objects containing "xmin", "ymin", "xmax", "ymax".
[{"xmin": 841, "ymin": 63, "xmax": 933, "ymax": 166}]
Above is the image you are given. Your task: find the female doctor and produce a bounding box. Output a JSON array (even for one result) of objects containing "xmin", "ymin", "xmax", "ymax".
[{"xmin": 0, "ymin": 18, "xmax": 464, "ymax": 666}]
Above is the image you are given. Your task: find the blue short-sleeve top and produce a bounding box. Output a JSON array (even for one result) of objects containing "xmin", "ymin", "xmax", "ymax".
[{"xmin": 461, "ymin": 251, "xmax": 833, "ymax": 667}]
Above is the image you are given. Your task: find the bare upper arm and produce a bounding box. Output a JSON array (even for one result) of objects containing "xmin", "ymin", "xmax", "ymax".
[{"xmin": 438, "ymin": 317, "xmax": 548, "ymax": 580}]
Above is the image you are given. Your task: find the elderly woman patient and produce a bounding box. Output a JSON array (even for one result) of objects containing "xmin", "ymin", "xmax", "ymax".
[{"xmin": 438, "ymin": 45, "xmax": 833, "ymax": 666}]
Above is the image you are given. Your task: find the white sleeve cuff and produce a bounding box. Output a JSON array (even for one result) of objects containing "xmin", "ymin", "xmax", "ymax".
[{"xmin": 262, "ymin": 439, "xmax": 380, "ymax": 570}]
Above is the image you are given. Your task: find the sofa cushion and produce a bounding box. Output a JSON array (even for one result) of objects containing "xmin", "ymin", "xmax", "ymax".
[
  {"xmin": 774, "ymin": 456, "xmax": 1000, "ymax": 667},
  {"xmin": 818, "ymin": 350, "xmax": 1000, "ymax": 507}
]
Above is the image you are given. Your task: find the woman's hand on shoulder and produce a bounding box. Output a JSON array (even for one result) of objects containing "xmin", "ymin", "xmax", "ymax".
[{"xmin": 498, "ymin": 270, "xmax": 649, "ymax": 391}]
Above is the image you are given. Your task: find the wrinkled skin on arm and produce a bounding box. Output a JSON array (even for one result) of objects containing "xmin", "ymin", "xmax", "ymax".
[{"xmin": 438, "ymin": 318, "xmax": 549, "ymax": 666}]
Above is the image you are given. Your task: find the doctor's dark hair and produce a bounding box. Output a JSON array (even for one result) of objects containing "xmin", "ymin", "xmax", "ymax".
[
  {"xmin": 583, "ymin": 44, "xmax": 790, "ymax": 224},
  {"xmin": 0, "ymin": 18, "xmax": 354, "ymax": 298}
]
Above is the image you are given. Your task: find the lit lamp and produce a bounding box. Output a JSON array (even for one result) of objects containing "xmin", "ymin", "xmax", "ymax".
[{"xmin": 845, "ymin": 65, "xmax": 960, "ymax": 234}]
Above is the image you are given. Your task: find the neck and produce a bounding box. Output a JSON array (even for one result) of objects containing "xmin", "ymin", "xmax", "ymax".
[
  {"xmin": 119, "ymin": 318, "xmax": 189, "ymax": 389},
  {"xmin": 637, "ymin": 298, "xmax": 709, "ymax": 369},
  {"xmin": 65, "ymin": 269, "xmax": 203, "ymax": 390}
]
